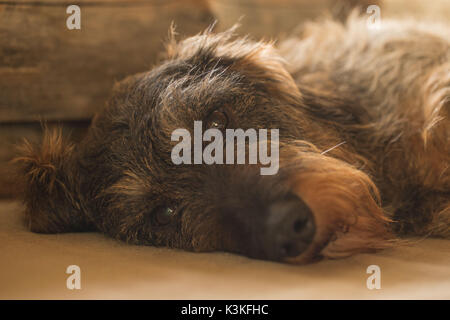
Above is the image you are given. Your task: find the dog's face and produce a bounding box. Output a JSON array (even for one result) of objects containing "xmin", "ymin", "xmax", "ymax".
[{"xmin": 103, "ymin": 29, "xmax": 393, "ymax": 263}]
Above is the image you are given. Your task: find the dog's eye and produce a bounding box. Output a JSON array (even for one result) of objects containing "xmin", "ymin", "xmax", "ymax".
[
  {"xmin": 206, "ymin": 110, "xmax": 228, "ymax": 130},
  {"xmin": 153, "ymin": 206, "xmax": 175, "ymax": 226}
]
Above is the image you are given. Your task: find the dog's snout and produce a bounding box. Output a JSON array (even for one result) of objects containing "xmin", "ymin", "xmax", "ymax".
[{"xmin": 265, "ymin": 194, "xmax": 315, "ymax": 260}]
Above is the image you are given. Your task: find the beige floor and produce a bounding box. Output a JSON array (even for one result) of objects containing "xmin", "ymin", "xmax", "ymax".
[{"xmin": 0, "ymin": 200, "xmax": 449, "ymax": 299}]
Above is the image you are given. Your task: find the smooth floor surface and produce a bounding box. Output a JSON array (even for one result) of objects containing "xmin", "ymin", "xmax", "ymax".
[{"xmin": 1, "ymin": 200, "xmax": 449, "ymax": 299}]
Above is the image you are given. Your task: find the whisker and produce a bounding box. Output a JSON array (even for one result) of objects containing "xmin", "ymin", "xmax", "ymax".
[{"xmin": 321, "ymin": 141, "xmax": 346, "ymax": 155}]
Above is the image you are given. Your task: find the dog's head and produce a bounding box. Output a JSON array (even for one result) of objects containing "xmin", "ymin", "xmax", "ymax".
[{"xmin": 100, "ymin": 26, "xmax": 393, "ymax": 263}]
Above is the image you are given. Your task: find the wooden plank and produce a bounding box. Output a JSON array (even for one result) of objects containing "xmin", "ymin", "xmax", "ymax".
[
  {"xmin": 384, "ymin": 0, "xmax": 450, "ymax": 21},
  {"xmin": 0, "ymin": 0, "xmax": 214, "ymax": 122},
  {"xmin": 209, "ymin": 0, "xmax": 381, "ymax": 39}
]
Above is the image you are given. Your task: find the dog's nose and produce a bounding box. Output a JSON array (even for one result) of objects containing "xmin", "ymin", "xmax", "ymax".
[{"xmin": 265, "ymin": 194, "xmax": 315, "ymax": 260}]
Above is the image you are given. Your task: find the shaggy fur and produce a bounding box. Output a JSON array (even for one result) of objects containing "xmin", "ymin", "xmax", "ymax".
[{"xmin": 15, "ymin": 14, "xmax": 450, "ymax": 263}]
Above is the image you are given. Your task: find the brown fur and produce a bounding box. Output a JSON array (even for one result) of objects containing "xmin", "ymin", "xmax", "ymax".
[{"xmin": 14, "ymin": 14, "xmax": 450, "ymax": 263}]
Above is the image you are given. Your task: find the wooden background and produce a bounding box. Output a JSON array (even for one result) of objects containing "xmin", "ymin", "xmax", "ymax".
[{"xmin": 1, "ymin": 0, "xmax": 448, "ymax": 197}]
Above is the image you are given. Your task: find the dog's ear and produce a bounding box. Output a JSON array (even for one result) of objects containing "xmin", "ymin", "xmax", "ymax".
[{"xmin": 13, "ymin": 126, "xmax": 92, "ymax": 233}]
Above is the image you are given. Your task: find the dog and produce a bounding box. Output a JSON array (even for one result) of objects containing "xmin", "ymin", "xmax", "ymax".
[{"xmin": 15, "ymin": 13, "xmax": 450, "ymax": 263}]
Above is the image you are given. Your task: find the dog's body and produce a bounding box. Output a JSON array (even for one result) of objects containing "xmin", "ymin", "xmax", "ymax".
[
  {"xmin": 16, "ymin": 15, "xmax": 450, "ymax": 263},
  {"xmin": 280, "ymin": 17, "xmax": 450, "ymax": 238}
]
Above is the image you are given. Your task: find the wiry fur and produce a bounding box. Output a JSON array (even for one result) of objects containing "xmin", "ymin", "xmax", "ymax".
[{"xmin": 15, "ymin": 14, "xmax": 450, "ymax": 263}]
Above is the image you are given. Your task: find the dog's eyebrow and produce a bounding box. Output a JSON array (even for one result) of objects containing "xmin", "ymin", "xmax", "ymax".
[{"xmin": 320, "ymin": 141, "xmax": 346, "ymax": 155}]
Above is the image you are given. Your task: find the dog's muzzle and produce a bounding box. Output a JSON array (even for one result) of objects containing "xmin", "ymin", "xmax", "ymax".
[
  {"xmin": 262, "ymin": 193, "xmax": 315, "ymax": 261},
  {"xmin": 223, "ymin": 191, "xmax": 316, "ymax": 262}
]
